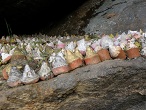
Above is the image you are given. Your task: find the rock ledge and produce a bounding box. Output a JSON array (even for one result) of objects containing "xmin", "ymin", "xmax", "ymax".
[{"xmin": 0, "ymin": 57, "xmax": 146, "ymax": 110}]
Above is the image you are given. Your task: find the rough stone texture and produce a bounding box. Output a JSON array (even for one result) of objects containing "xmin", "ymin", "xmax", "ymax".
[
  {"xmin": 0, "ymin": 57, "xmax": 146, "ymax": 110},
  {"xmin": 83, "ymin": 0, "xmax": 146, "ymax": 35},
  {"xmin": 48, "ymin": 0, "xmax": 146, "ymax": 36}
]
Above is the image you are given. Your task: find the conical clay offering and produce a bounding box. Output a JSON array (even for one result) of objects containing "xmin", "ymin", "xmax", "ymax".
[
  {"xmin": 52, "ymin": 55, "xmax": 70, "ymax": 76},
  {"xmin": 38, "ymin": 62, "xmax": 54, "ymax": 80},
  {"xmin": 65, "ymin": 50, "xmax": 83, "ymax": 70},
  {"xmin": 84, "ymin": 46, "xmax": 101, "ymax": 65},
  {"xmin": 7, "ymin": 66, "xmax": 22, "ymax": 87},
  {"xmin": 21, "ymin": 64, "xmax": 39, "ymax": 84}
]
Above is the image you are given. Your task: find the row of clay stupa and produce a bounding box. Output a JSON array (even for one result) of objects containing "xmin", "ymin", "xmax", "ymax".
[{"xmin": 0, "ymin": 30, "xmax": 145, "ymax": 87}]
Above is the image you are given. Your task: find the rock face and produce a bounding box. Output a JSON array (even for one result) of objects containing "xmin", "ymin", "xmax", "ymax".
[
  {"xmin": 48, "ymin": 0, "xmax": 146, "ymax": 35},
  {"xmin": 0, "ymin": 57, "xmax": 146, "ymax": 110},
  {"xmin": 83, "ymin": 0, "xmax": 146, "ymax": 35},
  {"xmin": 1, "ymin": 0, "xmax": 145, "ymax": 36}
]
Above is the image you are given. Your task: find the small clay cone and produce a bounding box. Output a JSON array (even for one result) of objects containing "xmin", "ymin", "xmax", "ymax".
[
  {"xmin": 65, "ymin": 50, "xmax": 83, "ymax": 70},
  {"xmin": 38, "ymin": 61, "xmax": 54, "ymax": 80},
  {"xmin": 126, "ymin": 48, "xmax": 141, "ymax": 59},
  {"xmin": 7, "ymin": 66, "xmax": 22, "ymax": 87},
  {"xmin": 44, "ymin": 45, "xmax": 54, "ymax": 55},
  {"xmin": 11, "ymin": 47, "xmax": 27, "ymax": 61},
  {"xmin": 74, "ymin": 48, "xmax": 85, "ymax": 65},
  {"xmin": 84, "ymin": 46, "xmax": 101, "ymax": 65},
  {"xmin": 97, "ymin": 49, "xmax": 111, "ymax": 61},
  {"xmin": 1, "ymin": 53, "xmax": 12, "ymax": 64},
  {"xmin": 115, "ymin": 49, "xmax": 126, "ymax": 60},
  {"xmin": 21, "ymin": 64, "xmax": 39, "ymax": 84},
  {"xmin": 52, "ymin": 56, "xmax": 70, "ymax": 75},
  {"xmin": 52, "ymin": 66, "xmax": 70, "ymax": 76},
  {"xmin": 57, "ymin": 40, "xmax": 65, "ymax": 49},
  {"xmin": 109, "ymin": 46, "xmax": 126, "ymax": 60},
  {"xmin": 2, "ymin": 64, "xmax": 12, "ymax": 80}
]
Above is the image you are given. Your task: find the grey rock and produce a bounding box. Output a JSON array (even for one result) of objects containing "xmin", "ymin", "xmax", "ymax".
[
  {"xmin": 48, "ymin": 0, "xmax": 146, "ymax": 36},
  {"xmin": 0, "ymin": 57, "xmax": 146, "ymax": 109},
  {"xmin": 84, "ymin": 0, "xmax": 146, "ymax": 35}
]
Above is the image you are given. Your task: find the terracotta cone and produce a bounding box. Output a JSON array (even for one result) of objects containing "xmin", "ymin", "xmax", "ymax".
[
  {"xmin": 2, "ymin": 68, "xmax": 8, "ymax": 80},
  {"xmin": 65, "ymin": 50, "xmax": 83, "ymax": 70},
  {"xmin": 2, "ymin": 55, "xmax": 12, "ymax": 64},
  {"xmin": 69, "ymin": 58, "xmax": 83, "ymax": 70},
  {"xmin": 126, "ymin": 48, "xmax": 141, "ymax": 59},
  {"xmin": 52, "ymin": 65, "xmax": 70, "ymax": 76},
  {"xmin": 115, "ymin": 49, "xmax": 126, "ymax": 60},
  {"xmin": 112, "ymin": 49, "xmax": 127, "ymax": 60},
  {"xmin": 7, "ymin": 66, "xmax": 22, "ymax": 87},
  {"xmin": 85, "ymin": 55, "xmax": 101, "ymax": 65},
  {"xmin": 11, "ymin": 48, "xmax": 26, "ymax": 61},
  {"xmin": 84, "ymin": 46, "xmax": 101, "ymax": 65},
  {"xmin": 2, "ymin": 64, "xmax": 11, "ymax": 80},
  {"xmin": 97, "ymin": 49, "xmax": 111, "ymax": 61}
]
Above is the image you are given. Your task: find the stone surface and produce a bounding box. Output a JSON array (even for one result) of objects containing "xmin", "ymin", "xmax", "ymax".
[
  {"xmin": 0, "ymin": 57, "xmax": 146, "ymax": 109},
  {"xmin": 47, "ymin": 0, "xmax": 146, "ymax": 36},
  {"xmin": 83, "ymin": 0, "xmax": 146, "ymax": 35}
]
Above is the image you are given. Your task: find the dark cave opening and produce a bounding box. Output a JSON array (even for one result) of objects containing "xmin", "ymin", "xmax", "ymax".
[{"xmin": 0, "ymin": 0, "xmax": 87, "ymax": 37}]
